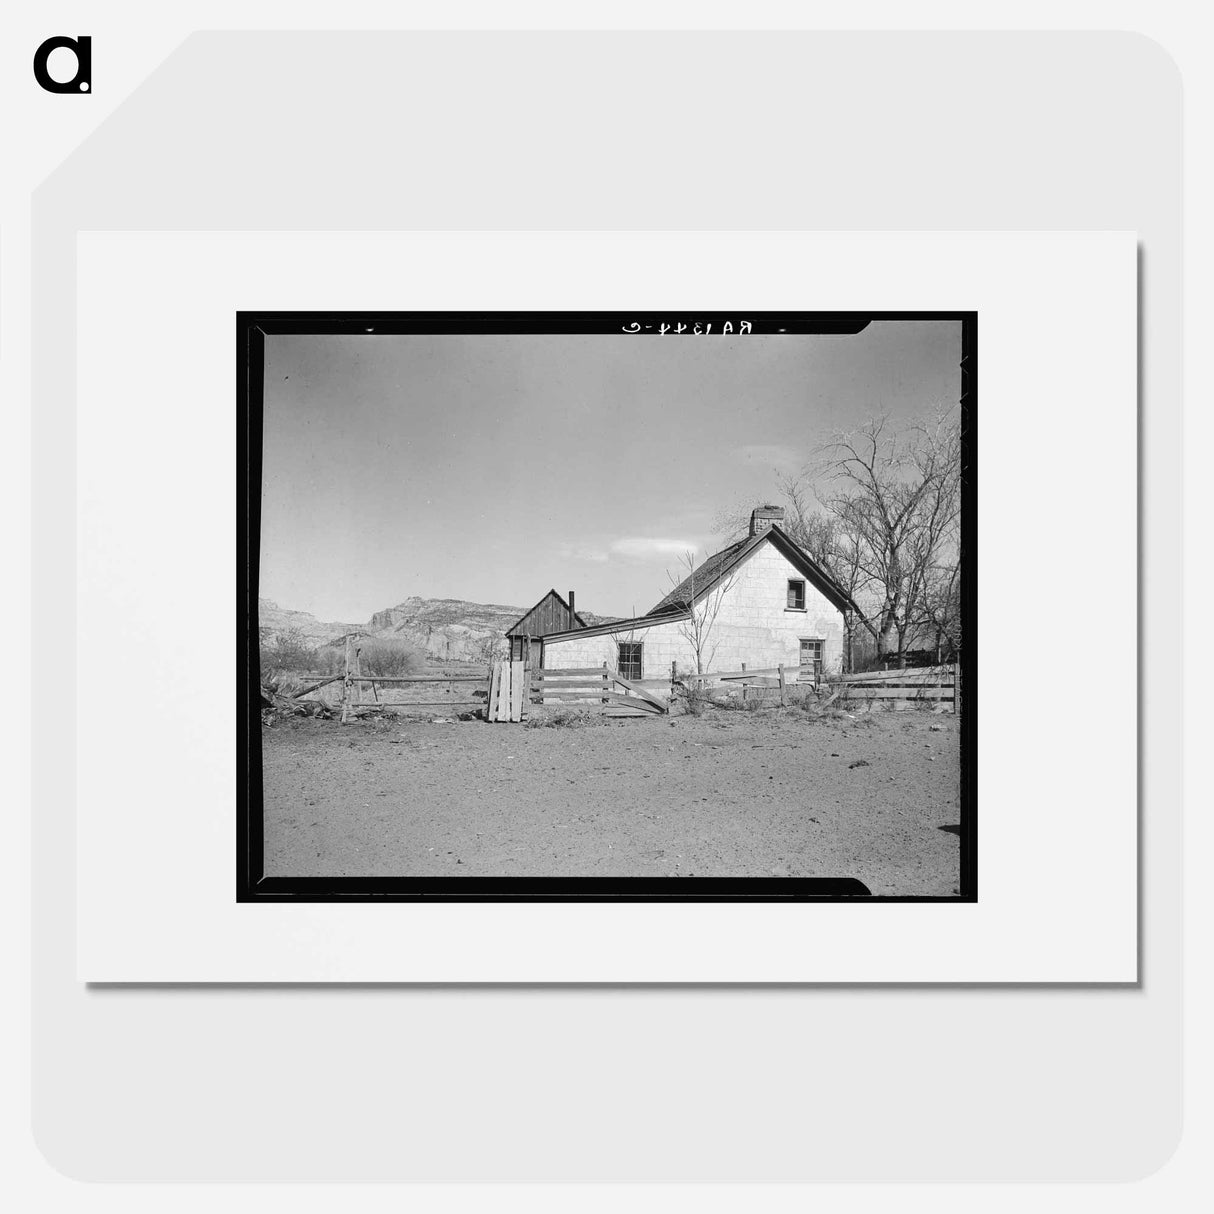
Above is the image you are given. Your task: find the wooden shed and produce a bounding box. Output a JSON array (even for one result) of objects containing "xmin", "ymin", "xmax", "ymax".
[{"xmin": 505, "ymin": 589, "xmax": 586, "ymax": 665}]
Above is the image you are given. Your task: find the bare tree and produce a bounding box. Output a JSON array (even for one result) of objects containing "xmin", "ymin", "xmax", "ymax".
[
  {"xmin": 719, "ymin": 409, "xmax": 960, "ymax": 669},
  {"xmin": 359, "ymin": 636, "xmax": 427, "ymax": 677},
  {"xmin": 713, "ymin": 408, "xmax": 962, "ymax": 669},
  {"xmin": 919, "ymin": 560, "xmax": 962, "ymax": 663},
  {"xmin": 474, "ymin": 634, "xmax": 508, "ymax": 665},
  {"xmin": 666, "ymin": 550, "xmax": 737, "ymax": 675},
  {"xmin": 812, "ymin": 408, "xmax": 961, "ymax": 666}
]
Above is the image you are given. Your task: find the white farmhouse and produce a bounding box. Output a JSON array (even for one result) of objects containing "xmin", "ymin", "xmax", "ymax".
[{"xmin": 540, "ymin": 507, "xmax": 858, "ymax": 682}]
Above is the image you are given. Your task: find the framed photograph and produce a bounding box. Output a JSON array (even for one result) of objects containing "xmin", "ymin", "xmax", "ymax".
[
  {"xmin": 240, "ymin": 311, "xmax": 976, "ymax": 902},
  {"xmin": 75, "ymin": 229, "xmax": 1135, "ymax": 981}
]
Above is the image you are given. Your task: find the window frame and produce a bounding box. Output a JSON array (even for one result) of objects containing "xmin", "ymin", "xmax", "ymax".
[
  {"xmin": 799, "ymin": 637, "xmax": 824, "ymax": 663},
  {"xmin": 617, "ymin": 640, "xmax": 643, "ymax": 681},
  {"xmin": 786, "ymin": 578, "xmax": 807, "ymax": 611}
]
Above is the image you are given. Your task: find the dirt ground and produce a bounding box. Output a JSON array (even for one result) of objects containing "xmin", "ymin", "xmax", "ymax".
[{"xmin": 261, "ymin": 705, "xmax": 963, "ymax": 895}]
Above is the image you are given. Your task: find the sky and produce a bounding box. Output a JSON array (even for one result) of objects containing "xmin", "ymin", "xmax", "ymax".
[{"xmin": 258, "ymin": 321, "xmax": 962, "ymax": 622}]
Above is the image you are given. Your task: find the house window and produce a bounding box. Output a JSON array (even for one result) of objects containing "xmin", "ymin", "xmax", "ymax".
[
  {"xmin": 787, "ymin": 579, "xmax": 806, "ymax": 610},
  {"xmin": 800, "ymin": 638, "xmax": 823, "ymax": 664},
  {"xmin": 617, "ymin": 641, "xmax": 643, "ymax": 681},
  {"xmin": 800, "ymin": 638, "xmax": 824, "ymax": 685}
]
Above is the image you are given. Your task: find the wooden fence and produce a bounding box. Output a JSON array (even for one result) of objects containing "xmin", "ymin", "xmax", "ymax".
[
  {"xmin": 276, "ymin": 635, "xmax": 490, "ymax": 722},
  {"xmin": 336, "ymin": 672, "xmax": 489, "ymax": 722},
  {"xmin": 829, "ymin": 663, "xmax": 958, "ymax": 711},
  {"xmin": 530, "ymin": 664, "xmax": 669, "ymax": 718},
  {"xmin": 681, "ymin": 663, "xmax": 795, "ymax": 704},
  {"xmin": 283, "ymin": 655, "xmax": 671, "ymax": 725},
  {"xmin": 280, "ymin": 640, "xmax": 957, "ymax": 723}
]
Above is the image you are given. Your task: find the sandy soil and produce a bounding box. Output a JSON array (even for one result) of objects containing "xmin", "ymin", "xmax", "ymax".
[{"xmin": 261, "ymin": 706, "xmax": 962, "ymax": 895}]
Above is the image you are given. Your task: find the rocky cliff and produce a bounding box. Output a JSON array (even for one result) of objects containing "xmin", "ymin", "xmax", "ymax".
[
  {"xmin": 257, "ymin": 599, "xmax": 359, "ymax": 648},
  {"xmin": 259, "ymin": 595, "xmax": 618, "ymax": 664},
  {"xmin": 362, "ymin": 596, "xmax": 530, "ymax": 662}
]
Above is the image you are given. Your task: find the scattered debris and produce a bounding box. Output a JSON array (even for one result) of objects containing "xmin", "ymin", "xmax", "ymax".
[
  {"xmin": 260, "ymin": 685, "xmax": 334, "ymax": 723},
  {"xmin": 848, "ymin": 759, "xmax": 870, "ymax": 769}
]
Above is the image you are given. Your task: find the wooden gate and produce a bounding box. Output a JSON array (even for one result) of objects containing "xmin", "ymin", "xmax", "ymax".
[{"xmin": 486, "ymin": 659, "xmax": 530, "ymax": 723}]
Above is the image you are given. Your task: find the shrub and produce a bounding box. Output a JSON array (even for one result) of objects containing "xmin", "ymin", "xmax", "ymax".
[
  {"xmin": 781, "ymin": 686, "xmax": 816, "ymax": 709},
  {"xmin": 307, "ymin": 637, "xmax": 427, "ymax": 678},
  {"xmin": 319, "ymin": 646, "xmax": 346, "ymax": 676},
  {"xmin": 259, "ymin": 627, "xmax": 322, "ymax": 673},
  {"xmin": 358, "ymin": 638, "xmax": 426, "ymax": 678}
]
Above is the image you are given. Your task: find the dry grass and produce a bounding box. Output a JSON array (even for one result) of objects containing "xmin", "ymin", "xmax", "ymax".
[{"xmin": 523, "ymin": 708, "xmax": 589, "ymax": 729}]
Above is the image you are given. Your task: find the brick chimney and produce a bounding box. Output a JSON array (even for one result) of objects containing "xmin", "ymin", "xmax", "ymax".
[
  {"xmin": 749, "ymin": 505, "xmax": 785, "ymax": 537},
  {"xmin": 568, "ymin": 589, "xmax": 576, "ymax": 628}
]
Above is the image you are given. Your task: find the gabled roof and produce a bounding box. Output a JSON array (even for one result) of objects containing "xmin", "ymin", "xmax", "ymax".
[
  {"xmin": 650, "ymin": 525, "xmax": 860, "ymax": 617},
  {"xmin": 505, "ymin": 588, "xmax": 588, "ymax": 638},
  {"xmin": 649, "ymin": 539, "xmax": 750, "ymax": 613},
  {"xmin": 541, "ymin": 525, "xmax": 860, "ymax": 645}
]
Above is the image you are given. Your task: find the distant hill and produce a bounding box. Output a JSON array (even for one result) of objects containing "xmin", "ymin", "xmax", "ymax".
[
  {"xmin": 362, "ymin": 596, "xmax": 533, "ymax": 662},
  {"xmin": 258, "ymin": 596, "xmax": 619, "ymax": 664},
  {"xmin": 257, "ymin": 599, "xmax": 359, "ymax": 648}
]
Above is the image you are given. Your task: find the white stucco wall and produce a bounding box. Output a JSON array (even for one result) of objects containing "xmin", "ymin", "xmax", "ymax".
[{"xmin": 543, "ymin": 541, "xmax": 845, "ymax": 679}]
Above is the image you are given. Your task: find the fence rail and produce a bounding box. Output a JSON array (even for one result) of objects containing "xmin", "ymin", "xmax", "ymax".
[
  {"xmin": 324, "ymin": 635, "xmax": 493, "ymax": 721},
  {"xmin": 338, "ymin": 674, "xmax": 488, "ymax": 684},
  {"xmin": 835, "ymin": 664, "xmax": 956, "ymax": 684},
  {"xmin": 282, "ymin": 642, "xmax": 959, "ymax": 724},
  {"xmin": 829, "ymin": 663, "xmax": 958, "ymax": 711},
  {"xmin": 679, "ymin": 664, "xmax": 794, "ymax": 705},
  {"xmin": 530, "ymin": 664, "xmax": 668, "ymax": 717},
  {"xmin": 683, "ymin": 666, "xmax": 786, "ymax": 683}
]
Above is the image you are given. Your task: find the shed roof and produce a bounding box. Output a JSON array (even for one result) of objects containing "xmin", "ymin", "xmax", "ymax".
[
  {"xmin": 540, "ymin": 603, "xmax": 690, "ymax": 643},
  {"xmin": 505, "ymin": 588, "xmax": 588, "ymax": 638}
]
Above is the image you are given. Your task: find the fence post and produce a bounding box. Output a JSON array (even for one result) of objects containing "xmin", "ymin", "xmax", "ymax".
[
  {"xmin": 741, "ymin": 662, "xmax": 747, "ymax": 704},
  {"xmin": 671, "ymin": 660, "xmax": 677, "ymax": 699},
  {"xmin": 954, "ymin": 661, "xmax": 961, "ymax": 717},
  {"xmin": 341, "ymin": 634, "xmax": 356, "ymax": 723},
  {"xmin": 602, "ymin": 660, "xmax": 609, "ymax": 707},
  {"xmin": 778, "ymin": 663, "xmax": 786, "ymax": 706}
]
